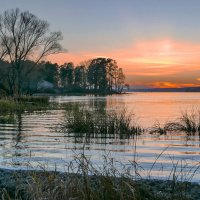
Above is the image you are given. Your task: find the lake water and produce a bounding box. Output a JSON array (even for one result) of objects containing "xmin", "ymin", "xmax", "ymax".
[{"xmin": 0, "ymin": 93, "xmax": 200, "ymax": 182}]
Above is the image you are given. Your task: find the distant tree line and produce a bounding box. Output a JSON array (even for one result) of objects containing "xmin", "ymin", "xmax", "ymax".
[{"xmin": 0, "ymin": 57, "xmax": 126, "ymax": 95}]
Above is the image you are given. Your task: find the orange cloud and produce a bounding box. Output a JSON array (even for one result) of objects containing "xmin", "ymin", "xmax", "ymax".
[{"xmin": 150, "ymin": 82, "xmax": 200, "ymax": 88}]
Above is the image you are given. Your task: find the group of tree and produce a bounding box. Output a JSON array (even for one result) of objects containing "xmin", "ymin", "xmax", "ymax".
[
  {"xmin": 60, "ymin": 58, "xmax": 125, "ymax": 93},
  {"xmin": 0, "ymin": 57, "xmax": 126, "ymax": 95},
  {"xmin": 0, "ymin": 8, "xmax": 126, "ymax": 97}
]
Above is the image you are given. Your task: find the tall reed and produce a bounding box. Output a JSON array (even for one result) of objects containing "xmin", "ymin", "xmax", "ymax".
[
  {"xmin": 56, "ymin": 103, "xmax": 143, "ymax": 138},
  {"xmin": 150, "ymin": 109, "xmax": 200, "ymax": 136}
]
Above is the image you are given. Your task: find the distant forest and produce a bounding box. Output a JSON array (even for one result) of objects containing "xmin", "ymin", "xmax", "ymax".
[
  {"xmin": 0, "ymin": 57, "xmax": 126, "ymax": 95},
  {"xmin": 0, "ymin": 9, "xmax": 127, "ymax": 96}
]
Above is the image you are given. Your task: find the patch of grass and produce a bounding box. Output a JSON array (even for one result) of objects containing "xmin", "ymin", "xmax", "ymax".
[
  {"xmin": 149, "ymin": 109, "xmax": 200, "ymax": 136},
  {"xmin": 0, "ymin": 99, "xmax": 17, "ymax": 111},
  {"xmin": 149, "ymin": 121, "xmax": 168, "ymax": 135},
  {"xmin": 57, "ymin": 103, "xmax": 143, "ymax": 138},
  {"xmin": 0, "ymin": 114, "xmax": 16, "ymax": 124},
  {"xmin": 0, "ymin": 96, "xmax": 57, "ymax": 112},
  {"xmin": 165, "ymin": 110, "xmax": 200, "ymax": 135},
  {"xmin": 16, "ymin": 96, "xmax": 49, "ymax": 104}
]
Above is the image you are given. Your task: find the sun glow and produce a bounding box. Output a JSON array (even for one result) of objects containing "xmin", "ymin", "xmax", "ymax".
[{"xmin": 161, "ymin": 40, "xmax": 172, "ymax": 52}]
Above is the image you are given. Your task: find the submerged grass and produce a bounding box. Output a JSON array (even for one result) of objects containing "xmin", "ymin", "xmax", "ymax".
[
  {"xmin": 56, "ymin": 103, "xmax": 143, "ymax": 138},
  {"xmin": 149, "ymin": 121, "xmax": 168, "ymax": 135},
  {"xmin": 166, "ymin": 109, "xmax": 200, "ymax": 135},
  {"xmin": 150, "ymin": 109, "xmax": 200, "ymax": 136}
]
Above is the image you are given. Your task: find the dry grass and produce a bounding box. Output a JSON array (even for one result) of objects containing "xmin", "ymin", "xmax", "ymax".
[{"xmin": 0, "ymin": 152, "xmax": 199, "ymax": 200}]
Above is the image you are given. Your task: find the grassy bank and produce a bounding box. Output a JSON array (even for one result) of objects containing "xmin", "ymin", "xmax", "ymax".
[
  {"xmin": 0, "ymin": 153, "xmax": 199, "ymax": 200},
  {"xmin": 0, "ymin": 96, "xmax": 54, "ymax": 112},
  {"xmin": 2, "ymin": 171, "xmax": 199, "ymax": 200},
  {"xmin": 0, "ymin": 114, "xmax": 16, "ymax": 124}
]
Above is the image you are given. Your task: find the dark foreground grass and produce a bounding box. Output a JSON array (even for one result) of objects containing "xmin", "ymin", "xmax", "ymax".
[{"xmin": 0, "ymin": 153, "xmax": 199, "ymax": 200}]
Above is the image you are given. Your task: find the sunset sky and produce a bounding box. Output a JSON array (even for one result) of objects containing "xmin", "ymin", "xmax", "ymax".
[{"xmin": 1, "ymin": 0, "xmax": 200, "ymax": 88}]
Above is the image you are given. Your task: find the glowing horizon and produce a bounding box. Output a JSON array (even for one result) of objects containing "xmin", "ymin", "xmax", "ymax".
[{"xmin": 48, "ymin": 39, "xmax": 200, "ymax": 88}]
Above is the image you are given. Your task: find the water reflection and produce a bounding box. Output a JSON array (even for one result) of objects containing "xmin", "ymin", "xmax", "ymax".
[
  {"xmin": 15, "ymin": 112, "xmax": 23, "ymax": 144},
  {"xmin": 0, "ymin": 93, "xmax": 199, "ymax": 182}
]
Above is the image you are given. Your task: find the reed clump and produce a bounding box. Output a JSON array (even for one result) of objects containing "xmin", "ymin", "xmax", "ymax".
[
  {"xmin": 149, "ymin": 121, "xmax": 168, "ymax": 135},
  {"xmin": 57, "ymin": 103, "xmax": 143, "ymax": 137},
  {"xmin": 165, "ymin": 110, "xmax": 200, "ymax": 135},
  {"xmin": 149, "ymin": 109, "xmax": 200, "ymax": 136}
]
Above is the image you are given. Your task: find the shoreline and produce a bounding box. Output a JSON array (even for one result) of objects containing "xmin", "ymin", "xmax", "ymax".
[{"xmin": 0, "ymin": 168, "xmax": 199, "ymax": 200}]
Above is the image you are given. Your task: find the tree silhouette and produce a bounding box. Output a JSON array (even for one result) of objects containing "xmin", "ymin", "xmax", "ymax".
[
  {"xmin": 87, "ymin": 58, "xmax": 124, "ymax": 93},
  {"xmin": 74, "ymin": 65, "xmax": 87, "ymax": 90},
  {"xmin": 60, "ymin": 62, "xmax": 74, "ymax": 89},
  {"xmin": 0, "ymin": 8, "xmax": 63, "ymax": 96},
  {"xmin": 87, "ymin": 58, "xmax": 107, "ymax": 91}
]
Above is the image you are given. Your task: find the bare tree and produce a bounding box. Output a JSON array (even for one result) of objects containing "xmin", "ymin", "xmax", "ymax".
[
  {"xmin": 0, "ymin": 42, "xmax": 7, "ymax": 60},
  {"xmin": 0, "ymin": 8, "xmax": 63, "ymax": 96}
]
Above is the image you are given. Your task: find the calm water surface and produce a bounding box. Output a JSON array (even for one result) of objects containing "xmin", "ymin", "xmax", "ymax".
[{"xmin": 0, "ymin": 93, "xmax": 200, "ymax": 182}]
